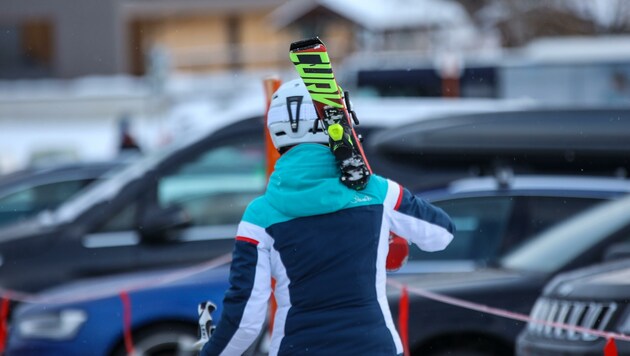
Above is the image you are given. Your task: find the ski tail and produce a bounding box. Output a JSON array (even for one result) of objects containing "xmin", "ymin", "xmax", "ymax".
[
  {"xmin": 191, "ymin": 301, "xmax": 216, "ymax": 351},
  {"xmin": 289, "ymin": 37, "xmax": 372, "ymax": 190}
]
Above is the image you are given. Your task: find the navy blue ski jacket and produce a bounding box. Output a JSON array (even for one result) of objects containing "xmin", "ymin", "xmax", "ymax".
[{"xmin": 201, "ymin": 143, "xmax": 454, "ymax": 356}]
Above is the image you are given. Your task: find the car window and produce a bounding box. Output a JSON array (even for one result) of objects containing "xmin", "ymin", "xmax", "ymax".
[
  {"xmin": 97, "ymin": 203, "xmax": 138, "ymax": 232},
  {"xmin": 157, "ymin": 139, "xmax": 265, "ymax": 226},
  {"xmin": 0, "ymin": 179, "xmax": 95, "ymax": 226},
  {"xmin": 502, "ymin": 196, "xmax": 603, "ymax": 252},
  {"xmin": 501, "ymin": 195, "xmax": 630, "ymax": 273},
  {"xmin": 408, "ymin": 196, "xmax": 514, "ymax": 261}
]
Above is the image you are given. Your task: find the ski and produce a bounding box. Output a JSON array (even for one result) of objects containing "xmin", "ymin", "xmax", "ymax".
[{"xmin": 289, "ymin": 37, "xmax": 372, "ymax": 190}]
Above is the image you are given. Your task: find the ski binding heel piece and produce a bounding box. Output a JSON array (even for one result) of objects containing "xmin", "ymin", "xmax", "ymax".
[{"xmin": 340, "ymin": 154, "xmax": 370, "ymax": 190}]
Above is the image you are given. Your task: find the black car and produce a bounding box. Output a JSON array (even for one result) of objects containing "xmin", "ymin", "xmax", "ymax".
[
  {"xmin": 0, "ymin": 96, "xmax": 536, "ymax": 294},
  {"xmin": 6, "ymin": 173, "xmax": 626, "ymax": 356},
  {"xmin": 0, "ymin": 102, "xmax": 415, "ymax": 294},
  {"xmin": 0, "ymin": 161, "xmax": 124, "ymax": 227},
  {"xmin": 389, "ymin": 193, "xmax": 630, "ymax": 356},
  {"xmin": 401, "ymin": 175, "xmax": 630, "ymax": 274},
  {"xmin": 0, "ymin": 115, "xmax": 268, "ymax": 293},
  {"xmin": 516, "ymin": 259, "xmax": 630, "ymax": 355},
  {"xmin": 369, "ymin": 107, "xmax": 630, "ymax": 191}
]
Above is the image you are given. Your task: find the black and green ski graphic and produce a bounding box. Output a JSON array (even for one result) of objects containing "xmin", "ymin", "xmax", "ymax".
[{"xmin": 289, "ymin": 37, "xmax": 372, "ymax": 190}]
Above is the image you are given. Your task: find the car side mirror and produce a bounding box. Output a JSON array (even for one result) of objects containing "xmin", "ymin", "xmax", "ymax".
[
  {"xmin": 139, "ymin": 204, "xmax": 191, "ymax": 243},
  {"xmin": 603, "ymin": 242, "xmax": 630, "ymax": 262}
]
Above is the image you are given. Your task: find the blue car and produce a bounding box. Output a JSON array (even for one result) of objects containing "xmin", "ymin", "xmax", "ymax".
[
  {"xmin": 8, "ymin": 174, "xmax": 630, "ymax": 356},
  {"xmin": 7, "ymin": 264, "xmax": 231, "ymax": 356}
]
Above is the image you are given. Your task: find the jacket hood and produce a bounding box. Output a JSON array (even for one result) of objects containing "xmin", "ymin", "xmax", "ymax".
[{"xmin": 265, "ymin": 144, "xmax": 358, "ymax": 217}]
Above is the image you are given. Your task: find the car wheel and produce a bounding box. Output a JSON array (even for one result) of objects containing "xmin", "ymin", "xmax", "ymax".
[
  {"xmin": 112, "ymin": 323, "xmax": 198, "ymax": 356},
  {"xmin": 427, "ymin": 345, "xmax": 512, "ymax": 356},
  {"xmin": 430, "ymin": 351, "xmax": 497, "ymax": 356}
]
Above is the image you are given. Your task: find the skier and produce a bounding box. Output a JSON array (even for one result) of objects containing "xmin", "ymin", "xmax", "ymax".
[{"xmin": 200, "ymin": 79, "xmax": 455, "ymax": 356}]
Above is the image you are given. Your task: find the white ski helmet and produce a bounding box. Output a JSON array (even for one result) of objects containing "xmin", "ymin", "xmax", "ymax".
[{"xmin": 267, "ymin": 79, "xmax": 329, "ymax": 151}]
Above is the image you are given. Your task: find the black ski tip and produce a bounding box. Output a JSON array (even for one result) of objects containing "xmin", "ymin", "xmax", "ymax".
[{"xmin": 290, "ymin": 37, "xmax": 324, "ymax": 52}]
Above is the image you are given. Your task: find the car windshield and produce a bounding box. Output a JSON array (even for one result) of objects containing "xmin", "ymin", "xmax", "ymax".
[
  {"xmin": 499, "ymin": 193, "xmax": 630, "ymax": 273},
  {"xmin": 46, "ymin": 149, "xmax": 171, "ymax": 225},
  {"xmin": 45, "ymin": 119, "xmax": 235, "ymax": 225}
]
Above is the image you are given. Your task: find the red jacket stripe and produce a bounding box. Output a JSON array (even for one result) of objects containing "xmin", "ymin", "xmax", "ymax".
[
  {"xmin": 235, "ymin": 236, "xmax": 259, "ymax": 245},
  {"xmin": 394, "ymin": 184, "xmax": 404, "ymax": 211}
]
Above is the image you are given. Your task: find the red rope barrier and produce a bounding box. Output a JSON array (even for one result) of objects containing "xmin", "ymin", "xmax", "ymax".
[
  {"xmin": 605, "ymin": 337, "xmax": 618, "ymax": 356},
  {"xmin": 399, "ymin": 286, "xmax": 410, "ymax": 356},
  {"xmin": 387, "ymin": 278, "xmax": 630, "ymax": 342},
  {"xmin": 0, "ymin": 297, "xmax": 10, "ymax": 353},
  {"xmin": 0, "ymin": 250, "xmax": 624, "ymax": 356},
  {"xmin": 388, "ymin": 278, "xmax": 630, "ymax": 356},
  {"xmin": 0, "ymin": 253, "xmax": 233, "ymax": 305},
  {"xmin": 119, "ymin": 291, "xmax": 135, "ymax": 356},
  {"xmin": 0, "ymin": 254, "xmax": 232, "ymax": 354}
]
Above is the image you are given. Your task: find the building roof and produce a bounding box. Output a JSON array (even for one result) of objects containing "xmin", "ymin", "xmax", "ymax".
[
  {"xmin": 122, "ymin": 0, "xmax": 288, "ymax": 16},
  {"xmin": 271, "ymin": 0, "xmax": 471, "ymax": 31}
]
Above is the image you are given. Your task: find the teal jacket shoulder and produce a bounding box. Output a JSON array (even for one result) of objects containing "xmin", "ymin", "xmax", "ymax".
[{"xmin": 242, "ymin": 144, "xmax": 388, "ymax": 228}]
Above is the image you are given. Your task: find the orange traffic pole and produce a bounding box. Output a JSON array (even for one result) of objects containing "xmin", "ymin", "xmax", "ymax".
[
  {"xmin": 263, "ymin": 77, "xmax": 282, "ymax": 180},
  {"xmin": 263, "ymin": 77, "xmax": 282, "ymax": 336}
]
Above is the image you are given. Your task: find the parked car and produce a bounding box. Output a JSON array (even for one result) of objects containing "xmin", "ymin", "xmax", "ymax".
[
  {"xmin": 0, "ymin": 111, "xmax": 267, "ymax": 293},
  {"xmin": 0, "ymin": 161, "xmax": 124, "ymax": 227},
  {"xmin": 516, "ymin": 259, "xmax": 630, "ymax": 355},
  {"xmin": 0, "ymin": 99, "xmax": 438, "ymax": 293},
  {"xmin": 401, "ymin": 175, "xmax": 630, "ymax": 273},
  {"xmin": 369, "ymin": 107, "xmax": 630, "ymax": 191},
  {"xmin": 7, "ymin": 175, "xmax": 630, "ymax": 356},
  {"xmin": 6, "ymin": 265, "xmax": 233, "ymax": 356},
  {"xmin": 387, "ymin": 192, "xmax": 630, "ymax": 355}
]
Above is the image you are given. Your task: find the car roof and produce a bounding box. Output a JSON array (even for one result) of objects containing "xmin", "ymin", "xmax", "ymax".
[
  {"xmin": 350, "ymin": 96, "xmax": 533, "ymax": 128},
  {"xmin": 372, "ymin": 107, "xmax": 630, "ymax": 152},
  {"xmin": 0, "ymin": 161, "xmax": 121, "ymax": 181},
  {"xmin": 0, "ymin": 161, "xmax": 125, "ymax": 194},
  {"xmin": 446, "ymin": 175, "xmax": 630, "ymax": 194},
  {"xmin": 370, "ymin": 107, "xmax": 630, "ymax": 173},
  {"xmin": 421, "ymin": 175, "xmax": 630, "ymax": 200}
]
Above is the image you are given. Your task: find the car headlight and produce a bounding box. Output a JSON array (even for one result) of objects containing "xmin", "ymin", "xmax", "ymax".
[{"xmin": 17, "ymin": 309, "xmax": 87, "ymax": 340}]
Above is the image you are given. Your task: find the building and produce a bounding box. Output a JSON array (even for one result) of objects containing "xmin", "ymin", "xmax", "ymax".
[
  {"xmin": 271, "ymin": 0, "xmax": 476, "ymax": 53},
  {"xmin": 0, "ymin": 0, "xmax": 482, "ymax": 173},
  {"xmin": 0, "ymin": 0, "xmax": 482, "ymax": 79},
  {"xmin": 0, "ymin": 0, "xmax": 293, "ymax": 78}
]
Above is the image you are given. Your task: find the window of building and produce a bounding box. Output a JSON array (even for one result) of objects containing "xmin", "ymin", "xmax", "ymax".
[{"xmin": 0, "ymin": 20, "xmax": 54, "ymax": 78}]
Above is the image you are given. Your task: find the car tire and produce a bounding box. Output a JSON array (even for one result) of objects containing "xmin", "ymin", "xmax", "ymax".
[
  {"xmin": 427, "ymin": 345, "xmax": 511, "ymax": 356},
  {"xmin": 430, "ymin": 351, "xmax": 496, "ymax": 356},
  {"xmin": 421, "ymin": 340, "xmax": 512, "ymax": 356},
  {"xmin": 112, "ymin": 323, "xmax": 198, "ymax": 356}
]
